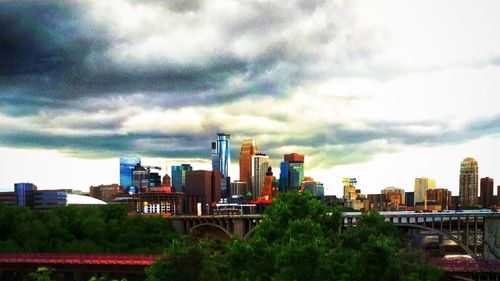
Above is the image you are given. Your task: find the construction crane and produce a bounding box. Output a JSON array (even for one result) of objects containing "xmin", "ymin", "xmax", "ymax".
[{"xmin": 143, "ymin": 166, "xmax": 162, "ymax": 172}]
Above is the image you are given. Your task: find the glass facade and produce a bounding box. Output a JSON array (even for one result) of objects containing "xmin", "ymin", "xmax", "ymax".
[
  {"xmin": 279, "ymin": 153, "xmax": 305, "ymax": 192},
  {"xmin": 212, "ymin": 133, "xmax": 231, "ymax": 178},
  {"xmin": 414, "ymin": 177, "xmax": 436, "ymax": 204},
  {"xmin": 212, "ymin": 133, "xmax": 231, "ymax": 198},
  {"xmin": 14, "ymin": 182, "xmax": 37, "ymax": 207},
  {"xmin": 120, "ymin": 156, "xmax": 141, "ymax": 188},
  {"xmin": 33, "ymin": 190, "xmax": 67, "ymax": 210},
  {"xmin": 172, "ymin": 164, "xmax": 193, "ymax": 192}
]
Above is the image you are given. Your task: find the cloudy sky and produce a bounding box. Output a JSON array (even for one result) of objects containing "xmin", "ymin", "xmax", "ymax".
[{"xmin": 1, "ymin": 0, "xmax": 499, "ymax": 196}]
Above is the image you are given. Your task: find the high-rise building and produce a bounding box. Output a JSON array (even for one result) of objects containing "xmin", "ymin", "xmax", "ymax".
[
  {"xmin": 480, "ymin": 177, "xmax": 494, "ymax": 208},
  {"xmin": 171, "ymin": 164, "xmax": 192, "ymax": 192},
  {"xmin": 120, "ymin": 156, "xmax": 141, "ymax": 189},
  {"xmin": 14, "ymin": 182, "xmax": 37, "ymax": 207},
  {"xmin": 459, "ymin": 157, "xmax": 478, "ymax": 207},
  {"xmin": 132, "ymin": 164, "xmax": 149, "ymax": 194},
  {"xmin": 279, "ymin": 153, "xmax": 305, "ymax": 192},
  {"xmin": 414, "ymin": 177, "xmax": 436, "ymax": 204},
  {"xmin": 427, "ymin": 188, "xmax": 451, "ymax": 211},
  {"xmin": 184, "ymin": 170, "xmax": 222, "ymax": 215},
  {"xmin": 212, "ymin": 133, "xmax": 231, "ymax": 198},
  {"xmin": 251, "ymin": 153, "xmax": 270, "ymax": 199},
  {"xmin": 381, "ymin": 187, "xmax": 406, "ymax": 204},
  {"xmin": 239, "ymin": 139, "xmax": 258, "ymax": 188},
  {"xmin": 405, "ymin": 192, "xmax": 414, "ymax": 207}
]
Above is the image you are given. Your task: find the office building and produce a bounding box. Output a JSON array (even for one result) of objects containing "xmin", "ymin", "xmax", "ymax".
[
  {"xmin": 148, "ymin": 172, "xmax": 162, "ymax": 188},
  {"xmin": 212, "ymin": 133, "xmax": 231, "ymax": 198},
  {"xmin": 230, "ymin": 181, "xmax": 248, "ymax": 197},
  {"xmin": 119, "ymin": 156, "xmax": 141, "ymax": 189},
  {"xmin": 300, "ymin": 176, "xmax": 324, "ymax": 197},
  {"xmin": 414, "ymin": 177, "xmax": 436, "ymax": 204},
  {"xmin": 343, "ymin": 178, "xmax": 358, "ymax": 200},
  {"xmin": 279, "ymin": 153, "xmax": 305, "ymax": 191},
  {"xmin": 459, "ymin": 157, "xmax": 478, "ymax": 207},
  {"xmin": 0, "ymin": 192, "xmax": 15, "ymax": 206},
  {"xmin": 405, "ymin": 192, "xmax": 414, "ymax": 207},
  {"xmin": 33, "ymin": 190, "xmax": 68, "ymax": 210},
  {"xmin": 239, "ymin": 139, "xmax": 258, "ymax": 188},
  {"xmin": 184, "ymin": 170, "xmax": 222, "ymax": 215},
  {"xmin": 171, "ymin": 164, "xmax": 192, "ymax": 192},
  {"xmin": 381, "ymin": 187, "xmax": 406, "ymax": 204},
  {"xmin": 252, "ymin": 153, "xmax": 270, "ymax": 199},
  {"xmin": 480, "ymin": 177, "xmax": 494, "ymax": 208},
  {"xmin": 427, "ymin": 188, "xmax": 451, "ymax": 211},
  {"xmin": 14, "ymin": 182, "xmax": 37, "ymax": 207},
  {"xmin": 89, "ymin": 184, "xmax": 123, "ymax": 203},
  {"xmin": 132, "ymin": 164, "xmax": 149, "ymax": 194}
]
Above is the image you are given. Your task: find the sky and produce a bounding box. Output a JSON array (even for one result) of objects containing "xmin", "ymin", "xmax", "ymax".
[{"xmin": 1, "ymin": 0, "xmax": 499, "ymax": 196}]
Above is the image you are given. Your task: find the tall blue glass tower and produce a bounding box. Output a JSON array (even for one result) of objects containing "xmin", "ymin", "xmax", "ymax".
[
  {"xmin": 120, "ymin": 156, "xmax": 141, "ymax": 189},
  {"xmin": 212, "ymin": 133, "xmax": 231, "ymax": 198}
]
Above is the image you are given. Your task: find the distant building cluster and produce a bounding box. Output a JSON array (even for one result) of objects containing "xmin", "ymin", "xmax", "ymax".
[
  {"xmin": 90, "ymin": 133, "xmax": 324, "ymax": 216},
  {"xmin": 1, "ymin": 137, "xmax": 498, "ymax": 215},
  {"xmin": 335, "ymin": 157, "xmax": 498, "ymax": 212}
]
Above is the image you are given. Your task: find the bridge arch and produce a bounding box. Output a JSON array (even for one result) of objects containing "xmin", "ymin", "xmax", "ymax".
[
  {"xmin": 394, "ymin": 223, "xmax": 480, "ymax": 260},
  {"xmin": 243, "ymin": 228, "xmax": 256, "ymax": 240},
  {"xmin": 189, "ymin": 223, "xmax": 232, "ymax": 242}
]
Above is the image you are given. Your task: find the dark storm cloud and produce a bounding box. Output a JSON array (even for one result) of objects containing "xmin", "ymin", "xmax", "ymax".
[{"xmin": 0, "ymin": 0, "xmax": 361, "ymax": 116}]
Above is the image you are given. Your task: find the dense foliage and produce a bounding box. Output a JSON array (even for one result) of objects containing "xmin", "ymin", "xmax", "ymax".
[
  {"xmin": 146, "ymin": 192, "xmax": 442, "ymax": 281},
  {"xmin": 0, "ymin": 204, "xmax": 178, "ymax": 254}
]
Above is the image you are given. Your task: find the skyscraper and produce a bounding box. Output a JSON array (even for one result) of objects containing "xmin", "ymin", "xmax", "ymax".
[
  {"xmin": 459, "ymin": 157, "xmax": 478, "ymax": 207},
  {"xmin": 120, "ymin": 156, "xmax": 141, "ymax": 189},
  {"xmin": 251, "ymin": 153, "xmax": 270, "ymax": 199},
  {"xmin": 171, "ymin": 164, "xmax": 193, "ymax": 192},
  {"xmin": 239, "ymin": 139, "xmax": 258, "ymax": 188},
  {"xmin": 132, "ymin": 164, "xmax": 149, "ymax": 193},
  {"xmin": 414, "ymin": 177, "xmax": 436, "ymax": 204},
  {"xmin": 212, "ymin": 133, "xmax": 231, "ymax": 198},
  {"xmin": 480, "ymin": 177, "xmax": 494, "ymax": 208},
  {"xmin": 279, "ymin": 153, "xmax": 304, "ymax": 192}
]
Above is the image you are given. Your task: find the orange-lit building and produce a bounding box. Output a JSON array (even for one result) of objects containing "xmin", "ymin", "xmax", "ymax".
[
  {"xmin": 427, "ymin": 188, "xmax": 451, "ymax": 210},
  {"xmin": 239, "ymin": 139, "xmax": 258, "ymax": 190},
  {"xmin": 284, "ymin": 153, "xmax": 304, "ymax": 163}
]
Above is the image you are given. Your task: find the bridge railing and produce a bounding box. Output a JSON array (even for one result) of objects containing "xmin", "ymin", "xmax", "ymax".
[{"xmin": 0, "ymin": 253, "xmax": 159, "ymax": 265}]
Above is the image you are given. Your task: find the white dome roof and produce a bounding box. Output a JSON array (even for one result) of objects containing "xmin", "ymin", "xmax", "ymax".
[{"xmin": 67, "ymin": 194, "xmax": 107, "ymax": 205}]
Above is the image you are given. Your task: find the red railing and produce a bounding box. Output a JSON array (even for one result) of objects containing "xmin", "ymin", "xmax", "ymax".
[
  {"xmin": 0, "ymin": 253, "xmax": 159, "ymax": 266},
  {"xmin": 429, "ymin": 258, "xmax": 500, "ymax": 272}
]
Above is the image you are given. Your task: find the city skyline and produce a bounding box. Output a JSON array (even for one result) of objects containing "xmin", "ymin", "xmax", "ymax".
[{"xmin": 1, "ymin": 1, "xmax": 500, "ymax": 196}]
